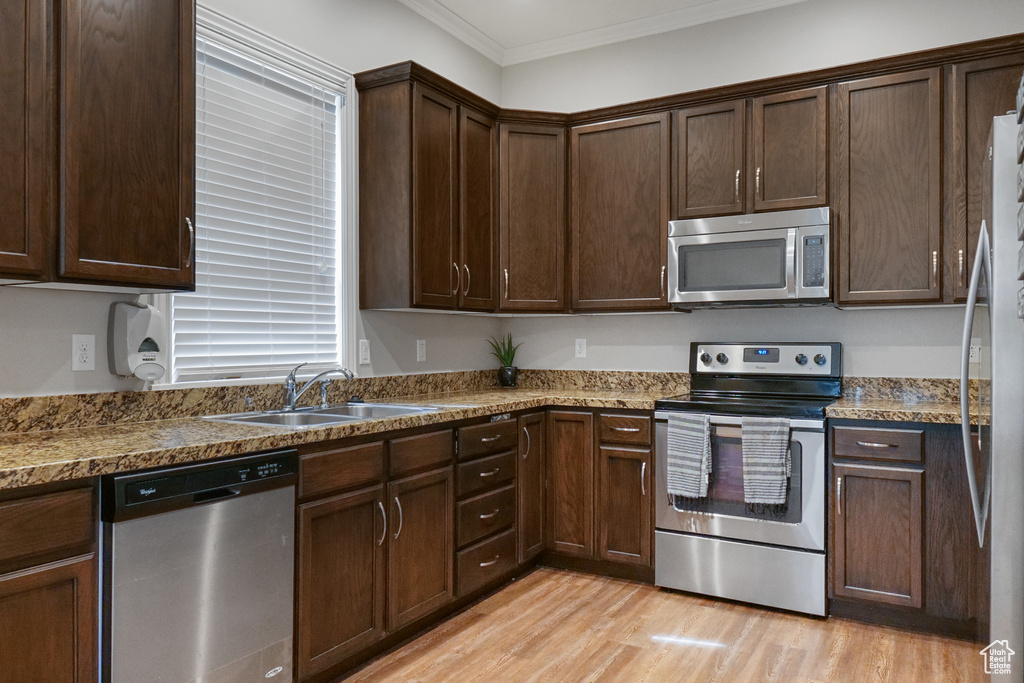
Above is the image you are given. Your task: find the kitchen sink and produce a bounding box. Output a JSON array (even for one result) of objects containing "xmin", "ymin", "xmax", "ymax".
[{"xmin": 203, "ymin": 402, "xmax": 437, "ymax": 429}]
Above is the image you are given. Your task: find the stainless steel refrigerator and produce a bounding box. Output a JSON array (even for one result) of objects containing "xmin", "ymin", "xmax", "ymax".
[{"xmin": 961, "ymin": 113, "xmax": 1024, "ymax": 678}]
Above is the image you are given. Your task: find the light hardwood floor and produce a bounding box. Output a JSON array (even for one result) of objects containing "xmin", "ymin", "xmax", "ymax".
[{"xmin": 346, "ymin": 568, "xmax": 984, "ymax": 682}]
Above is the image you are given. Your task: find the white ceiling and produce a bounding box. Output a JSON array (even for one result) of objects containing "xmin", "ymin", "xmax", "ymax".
[{"xmin": 397, "ymin": 0, "xmax": 812, "ymax": 66}]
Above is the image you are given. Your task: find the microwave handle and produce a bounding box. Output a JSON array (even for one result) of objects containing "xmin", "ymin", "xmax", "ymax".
[{"xmin": 787, "ymin": 228, "xmax": 798, "ymax": 297}]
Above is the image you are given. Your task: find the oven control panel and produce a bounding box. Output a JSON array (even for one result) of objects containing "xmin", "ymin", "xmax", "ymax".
[{"xmin": 692, "ymin": 342, "xmax": 840, "ymax": 376}]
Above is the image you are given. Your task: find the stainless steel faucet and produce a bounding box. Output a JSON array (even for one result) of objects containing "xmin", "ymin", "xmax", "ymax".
[{"xmin": 283, "ymin": 363, "xmax": 354, "ymax": 410}]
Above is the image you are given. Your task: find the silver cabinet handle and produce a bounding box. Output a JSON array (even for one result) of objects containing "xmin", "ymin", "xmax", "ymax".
[
  {"xmin": 836, "ymin": 476, "xmax": 842, "ymax": 516},
  {"xmin": 661, "ymin": 266, "xmax": 666, "ymax": 298},
  {"xmin": 479, "ymin": 468, "xmax": 500, "ymax": 478},
  {"xmin": 932, "ymin": 250, "xmax": 939, "ymax": 288},
  {"xmin": 755, "ymin": 166, "xmax": 761, "ymax": 198},
  {"xmin": 522, "ymin": 426, "xmax": 531, "ymax": 459},
  {"xmin": 462, "ymin": 264, "xmax": 471, "ymax": 296},
  {"xmin": 856, "ymin": 441, "xmax": 896, "ymax": 448},
  {"xmin": 479, "ymin": 557, "xmax": 499, "ymax": 568},
  {"xmin": 479, "ymin": 509, "xmax": 499, "ymax": 520},
  {"xmin": 185, "ymin": 217, "xmax": 195, "ymax": 263},
  {"xmin": 393, "ymin": 496, "xmax": 403, "ymax": 539},
  {"xmin": 734, "ymin": 170, "xmax": 740, "ymax": 203},
  {"xmin": 959, "ymin": 249, "xmax": 965, "ymax": 288},
  {"xmin": 453, "ymin": 262, "xmax": 461, "ymax": 296},
  {"xmin": 612, "ymin": 427, "xmax": 640, "ymax": 433},
  {"xmin": 480, "ymin": 435, "xmax": 501, "ymax": 443},
  {"xmin": 641, "ymin": 461, "xmax": 646, "ymax": 496},
  {"xmin": 377, "ymin": 500, "xmax": 387, "ymax": 546},
  {"xmin": 504, "ymin": 268, "xmax": 509, "ymax": 300}
]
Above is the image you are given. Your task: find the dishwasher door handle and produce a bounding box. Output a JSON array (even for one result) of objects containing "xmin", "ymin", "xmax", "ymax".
[{"xmin": 193, "ymin": 487, "xmax": 241, "ymax": 504}]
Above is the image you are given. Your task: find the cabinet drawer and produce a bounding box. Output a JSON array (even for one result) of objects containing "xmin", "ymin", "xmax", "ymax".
[
  {"xmin": 456, "ymin": 484, "xmax": 516, "ymax": 548},
  {"xmin": 456, "ymin": 527, "xmax": 517, "ymax": 596},
  {"xmin": 0, "ymin": 488, "xmax": 94, "ymax": 573},
  {"xmin": 300, "ymin": 441, "xmax": 384, "ymax": 500},
  {"xmin": 832, "ymin": 426, "xmax": 924, "ymax": 464},
  {"xmin": 457, "ymin": 420, "xmax": 517, "ymax": 461},
  {"xmin": 599, "ymin": 414, "xmax": 651, "ymax": 446},
  {"xmin": 456, "ymin": 451, "xmax": 516, "ymax": 498},
  {"xmin": 389, "ymin": 429, "xmax": 454, "ymax": 477}
]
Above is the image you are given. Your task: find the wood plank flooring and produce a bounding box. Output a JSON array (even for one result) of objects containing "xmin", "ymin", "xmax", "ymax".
[{"xmin": 345, "ymin": 568, "xmax": 984, "ymax": 682}]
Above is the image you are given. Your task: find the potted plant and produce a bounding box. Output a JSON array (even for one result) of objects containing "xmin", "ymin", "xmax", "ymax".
[{"xmin": 487, "ymin": 333, "xmax": 522, "ymax": 388}]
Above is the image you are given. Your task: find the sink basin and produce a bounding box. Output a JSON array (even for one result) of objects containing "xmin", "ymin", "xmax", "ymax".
[{"xmin": 203, "ymin": 402, "xmax": 437, "ymax": 429}]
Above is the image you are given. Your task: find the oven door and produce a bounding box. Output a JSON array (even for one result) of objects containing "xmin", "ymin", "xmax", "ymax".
[
  {"xmin": 667, "ymin": 227, "xmax": 795, "ymax": 303},
  {"xmin": 655, "ymin": 412, "xmax": 825, "ymax": 552}
]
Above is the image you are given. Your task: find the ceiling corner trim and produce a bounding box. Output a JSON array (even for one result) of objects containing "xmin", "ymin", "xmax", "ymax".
[
  {"xmin": 501, "ymin": 0, "xmax": 812, "ymax": 67},
  {"xmin": 397, "ymin": 0, "xmax": 506, "ymax": 65}
]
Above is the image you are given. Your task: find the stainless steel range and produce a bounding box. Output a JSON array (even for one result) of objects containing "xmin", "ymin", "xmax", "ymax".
[{"xmin": 654, "ymin": 341, "xmax": 841, "ymax": 616}]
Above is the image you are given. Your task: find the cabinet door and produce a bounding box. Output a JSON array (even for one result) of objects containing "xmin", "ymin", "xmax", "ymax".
[
  {"xmin": 499, "ymin": 123, "xmax": 566, "ymax": 311},
  {"xmin": 751, "ymin": 86, "xmax": 828, "ymax": 212},
  {"xmin": 296, "ymin": 485, "xmax": 385, "ymax": 680},
  {"xmin": 833, "ymin": 463, "xmax": 923, "ymax": 607},
  {"xmin": 459, "ymin": 107, "xmax": 497, "ymax": 311},
  {"xmin": 412, "ymin": 84, "xmax": 459, "ymax": 308},
  {"xmin": 947, "ymin": 54, "xmax": 1024, "ymax": 301},
  {"xmin": 0, "ymin": 0, "xmax": 49, "ymax": 280},
  {"xmin": 571, "ymin": 113, "xmax": 670, "ymax": 310},
  {"xmin": 517, "ymin": 412, "xmax": 545, "ymax": 564},
  {"xmin": 387, "ymin": 467, "xmax": 454, "ymax": 630},
  {"xmin": 546, "ymin": 410, "xmax": 594, "ymax": 558},
  {"xmin": 61, "ymin": 0, "xmax": 194, "ymax": 288},
  {"xmin": 672, "ymin": 100, "xmax": 745, "ymax": 218},
  {"xmin": 834, "ymin": 69, "xmax": 942, "ymax": 304},
  {"xmin": 597, "ymin": 445, "xmax": 651, "ymax": 567},
  {"xmin": 0, "ymin": 555, "xmax": 96, "ymax": 682}
]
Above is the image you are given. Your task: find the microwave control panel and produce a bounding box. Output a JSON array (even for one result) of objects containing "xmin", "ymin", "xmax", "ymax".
[{"xmin": 803, "ymin": 236, "xmax": 826, "ymax": 288}]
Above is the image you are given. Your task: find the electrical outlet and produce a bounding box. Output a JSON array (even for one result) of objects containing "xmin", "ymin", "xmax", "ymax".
[
  {"xmin": 416, "ymin": 339, "xmax": 426, "ymax": 362},
  {"xmin": 358, "ymin": 339, "xmax": 371, "ymax": 365},
  {"xmin": 969, "ymin": 338, "xmax": 982, "ymax": 363},
  {"xmin": 574, "ymin": 338, "xmax": 586, "ymax": 359},
  {"xmin": 72, "ymin": 334, "xmax": 95, "ymax": 372}
]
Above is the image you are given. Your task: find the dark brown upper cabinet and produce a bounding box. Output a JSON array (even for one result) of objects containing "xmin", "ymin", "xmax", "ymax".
[
  {"xmin": 570, "ymin": 113, "xmax": 670, "ymax": 311},
  {"xmin": 61, "ymin": 0, "xmax": 195, "ymax": 288},
  {"xmin": 499, "ymin": 122, "xmax": 567, "ymax": 312},
  {"xmin": 833, "ymin": 69, "xmax": 943, "ymax": 305},
  {"xmin": 946, "ymin": 53, "xmax": 1024, "ymax": 302},
  {"xmin": 0, "ymin": 0, "xmax": 49, "ymax": 282},
  {"xmin": 359, "ymin": 75, "xmax": 497, "ymax": 311},
  {"xmin": 0, "ymin": 0, "xmax": 194, "ymax": 289},
  {"xmin": 673, "ymin": 87, "xmax": 827, "ymax": 218}
]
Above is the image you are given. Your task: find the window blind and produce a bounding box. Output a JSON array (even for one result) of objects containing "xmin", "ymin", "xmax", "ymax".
[{"xmin": 170, "ymin": 35, "xmax": 344, "ymax": 382}]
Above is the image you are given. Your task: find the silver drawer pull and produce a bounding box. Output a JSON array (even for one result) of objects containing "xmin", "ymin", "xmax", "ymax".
[
  {"xmin": 479, "ymin": 509, "xmax": 499, "ymax": 520},
  {"xmin": 612, "ymin": 427, "xmax": 640, "ymax": 433},
  {"xmin": 479, "ymin": 557, "xmax": 499, "ymax": 568},
  {"xmin": 856, "ymin": 441, "xmax": 896, "ymax": 448},
  {"xmin": 479, "ymin": 468, "xmax": 500, "ymax": 478},
  {"xmin": 480, "ymin": 435, "xmax": 502, "ymax": 443}
]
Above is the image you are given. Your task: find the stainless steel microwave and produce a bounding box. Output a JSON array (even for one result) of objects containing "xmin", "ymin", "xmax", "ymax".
[{"xmin": 667, "ymin": 207, "xmax": 830, "ymax": 305}]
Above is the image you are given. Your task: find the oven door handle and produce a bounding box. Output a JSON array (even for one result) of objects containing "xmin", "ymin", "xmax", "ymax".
[{"xmin": 655, "ymin": 412, "xmax": 824, "ymax": 431}]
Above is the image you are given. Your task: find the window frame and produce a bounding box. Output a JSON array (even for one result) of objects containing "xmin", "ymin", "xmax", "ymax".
[{"xmin": 152, "ymin": 5, "xmax": 358, "ymax": 389}]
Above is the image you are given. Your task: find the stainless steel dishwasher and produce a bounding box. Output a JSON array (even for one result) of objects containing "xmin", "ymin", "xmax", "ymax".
[{"xmin": 100, "ymin": 449, "xmax": 298, "ymax": 682}]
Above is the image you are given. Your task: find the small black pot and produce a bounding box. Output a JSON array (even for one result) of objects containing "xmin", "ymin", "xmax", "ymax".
[{"xmin": 497, "ymin": 366, "xmax": 518, "ymax": 387}]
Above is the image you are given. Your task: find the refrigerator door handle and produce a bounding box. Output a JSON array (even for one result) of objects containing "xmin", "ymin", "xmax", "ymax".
[{"xmin": 960, "ymin": 221, "xmax": 992, "ymax": 548}]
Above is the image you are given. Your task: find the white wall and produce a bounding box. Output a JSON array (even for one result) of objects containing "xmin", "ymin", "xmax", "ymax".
[
  {"xmin": 501, "ymin": 0, "xmax": 1024, "ymax": 111},
  {"xmin": 500, "ymin": 307, "xmax": 965, "ymax": 378}
]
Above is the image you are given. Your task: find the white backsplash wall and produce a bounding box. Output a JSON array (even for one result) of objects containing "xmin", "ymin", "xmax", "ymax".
[
  {"xmin": 357, "ymin": 311, "xmax": 501, "ymax": 378},
  {"xmin": 500, "ymin": 307, "xmax": 966, "ymax": 379}
]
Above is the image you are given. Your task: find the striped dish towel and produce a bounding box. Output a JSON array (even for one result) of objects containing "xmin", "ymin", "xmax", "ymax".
[
  {"xmin": 666, "ymin": 413, "xmax": 711, "ymax": 498},
  {"xmin": 741, "ymin": 416, "xmax": 791, "ymax": 505}
]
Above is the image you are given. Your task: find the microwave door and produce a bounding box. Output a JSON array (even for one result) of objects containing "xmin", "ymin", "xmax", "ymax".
[{"xmin": 669, "ymin": 227, "xmax": 795, "ymax": 303}]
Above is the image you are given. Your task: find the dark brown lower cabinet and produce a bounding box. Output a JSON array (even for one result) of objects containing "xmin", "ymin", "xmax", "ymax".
[
  {"xmin": 517, "ymin": 412, "xmax": 545, "ymax": 563},
  {"xmin": 546, "ymin": 410, "xmax": 594, "ymax": 557},
  {"xmin": 597, "ymin": 445, "xmax": 651, "ymax": 566},
  {"xmin": 833, "ymin": 463, "xmax": 923, "ymax": 607},
  {"xmin": 297, "ymin": 485, "xmax": 386, "ymax": 680},
  {"xmin": 387, "ymin": 467, "xmax": 454, "ymax": 630},
  {"xmin": 0, "ymin": 554, "xmax": 96, "ymax": 682}
]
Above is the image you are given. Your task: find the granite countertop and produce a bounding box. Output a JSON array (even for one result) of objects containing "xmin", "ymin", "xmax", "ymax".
[{"xmin": 0, "ymin": 385, "xmax": 971, "ymax": 490}]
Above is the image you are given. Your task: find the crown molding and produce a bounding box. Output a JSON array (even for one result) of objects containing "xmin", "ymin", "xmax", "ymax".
[{"xmin": 396, "ymin": 0, "xmax": 506, "ymax": 65}]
